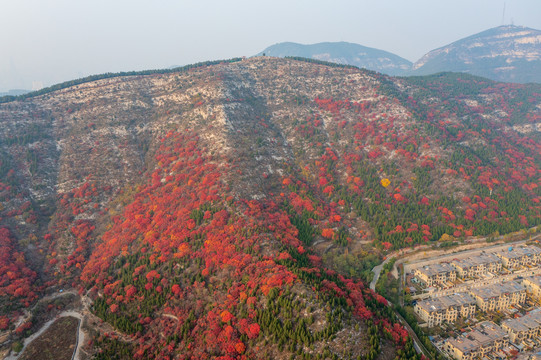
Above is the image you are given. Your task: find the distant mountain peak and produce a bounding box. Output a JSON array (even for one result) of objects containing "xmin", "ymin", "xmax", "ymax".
[
  {"xmin": 412, "ymin": 25, "xmax": 541, "ymax": 83},
  {"xmin": 256, "ymin": 41, "xmax": 412, "ymax": 76}
]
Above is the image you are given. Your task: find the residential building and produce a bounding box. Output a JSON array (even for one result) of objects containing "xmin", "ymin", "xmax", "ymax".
[
  {"xmin": 444, "ymin": 321, "xmax": 509, "ymax": 360},
  {"xmin": 469, "ymin": 281, "xmax": 526, "ymax": 312},
  {"xmin": 496, "ymin": 245, "xmax": 541, "ymax": 269},
  {"xmin": 523, "ymin": 276, "xmax": 541, "ymax": 301},
  {"xmin": 445, "ymin": 336, "xmax": 478, "ymax": 360},
  {"xmin": 501, "ymin": 310, "xmax": 541, "ymax": 344},
  {"xmin": 414, "ymin": 293, "xmax": 476, "ymax": 327},
  {"xmin": 414, "ymin": 263, "xmax": 456, "ymax": 287},
  {"xmin": 451, "ymin": 253, "xmax": 502, "ymax": 278}
]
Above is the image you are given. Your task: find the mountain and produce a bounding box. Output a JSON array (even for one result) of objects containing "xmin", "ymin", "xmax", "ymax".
[
  {"xmin": 412, "ymin": 25, "xmax": 541, "ymax": 83},
  {"xmin": 256, "ymin": 41, "xmax": 412, "ymax": 75},
  {"xmin": 0, "ymin": 89, "xmax": 29, "ymax": 97},
  {"xmin": 257, "ymin": 26, "xmax": 541, "ymax": 83},
  {"xmin": 0, "ymin": 57, "xmax": 540, "ymax": 359}
]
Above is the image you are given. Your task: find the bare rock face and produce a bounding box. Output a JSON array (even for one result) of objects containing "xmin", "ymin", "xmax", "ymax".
[{"xmin": 412, "ymin": 25, "xmax": 541, "ymax": 83}]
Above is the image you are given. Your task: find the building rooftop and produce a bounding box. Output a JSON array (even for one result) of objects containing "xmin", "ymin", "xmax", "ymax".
[
  {"xmin": 473, "ymin": 321, "xmax": 508, "ymax": 342},
  {"xmin": 496, "ymin": 245, "xmax": 541, "ymax": 260},
  {"xmin": 447, "ymin": 335, "xmax": 478, "ymax": 354},
  {"xmin": 524, "ymin": 275, "xmax": 541, "ymax": 287},
  {"xmin": 415, "ymin": 263, "xmax": 455, "ymax": 277},
  {"xmin": 502, "ymin": 317, "xmax": 530, "ymax": 333},
  {"xmin": 446, "ymin": 321, "xmax": 507, "ymax": 353},
  {"xmin": 417, "ymin": 293, "xmax": 476, "ymax": 313},
  {"xmin": 502, "ymin": 309, "xmax": 541, "ymax": 334},
  {"xmin": 451, "ymin": 253, "xmax": 501, "ymax": 270},
  {"xmin": 470, "ymin": 280, "xmax": 525, "ymax": 300}
]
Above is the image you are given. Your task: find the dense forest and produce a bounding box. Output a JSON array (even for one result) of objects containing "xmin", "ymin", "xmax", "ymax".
[{"xmin": 0, "ymin": 56, "xmax": 538, "ymax": 358}]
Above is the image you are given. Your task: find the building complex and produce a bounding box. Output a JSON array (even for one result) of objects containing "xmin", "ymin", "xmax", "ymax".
[
  {"xmin": 501, "ymin": 310, "xmax": 541, "ymax": 344},
  {"xmin": 413, "ymin": 263, "xmax": 456, "ymax": 287},
  {"xmin": 496, "ymin": 246, "xmax": 541, "ymax": 269},
  {"xmin": 414, "ymin": 293, "xmax": 476, "ymax": 327},
  {"xmin": 451, "ymin": 253, "xmax": 502, "ymax": 278},
  {"xmin": 469, "ymin": 281, "xmax": 526, "ymax": 312},
  {"xmin": 444, "ymin": 321, "xmax": 508, "ymax": 360}
]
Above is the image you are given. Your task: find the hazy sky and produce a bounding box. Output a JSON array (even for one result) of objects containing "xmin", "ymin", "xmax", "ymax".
[{"xmin": 1, "ymin": 0, "xmax": 540, "ymax": 91}]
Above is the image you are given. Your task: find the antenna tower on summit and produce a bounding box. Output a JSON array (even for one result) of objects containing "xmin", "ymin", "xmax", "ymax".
[{"xmin": 501, "ymin": 2, "xmax": 506, "ymax": 25}]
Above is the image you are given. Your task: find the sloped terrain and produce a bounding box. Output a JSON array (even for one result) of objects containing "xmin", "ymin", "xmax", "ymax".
[
  {"xmin": 0, "ymin": 57, "xmax": 540, "ymax": 359},
  {"xmin": 412, "ymin": 25, "xmax": 541, "ymax": 83},
  {"xmin": 257, "ymin": 26, "xmax": 541, "ymax": 84},
  {"xmin": 257, "ymin": 42, "xmax": 412, "ymax": 76}
]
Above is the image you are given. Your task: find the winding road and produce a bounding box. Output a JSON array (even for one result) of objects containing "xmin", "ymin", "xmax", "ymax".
[
  {"xmin": 368, "ymin": 255, "xmax": 429, "ymax": 357},
  {"xmin": 5, "ymin": 311, "xmax": 85, "ymax": 360},
  {"xmin": 369, "ymin": 254, "xmax": 396, "ymax": 291},
  {"xmin": 370, "ymin": 228, "xmax": 541, "ymax": 291},
  {"xmin": 4, "ymin": 289, "xmax": 88, "ymax": 360}
]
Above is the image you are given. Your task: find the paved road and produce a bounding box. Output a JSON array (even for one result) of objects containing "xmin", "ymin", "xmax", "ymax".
[
  {"xmin": 403, "ymin": 238, "xmax": 534, "ymax": 274},
  {"xmin": 67, "ymin": 311, "xmax": 85, "ymax": 360},
  {"xmin": 394, "ymin": 310, "xmax": 430, "ymax": 357},
  {"xmin": 5, "ymin": 311, "xmax": 84, "ymax": 360},
  {"xmin": 370, "ymin": 254, "xmax": 396, "ymax": 291},
  {"xmin": 370, "ymin": 234, "xmax": 537, "ymax": 292},
  {"xmin": 412, "ymin": 266, "xmax": 541, "ymax": 300}
]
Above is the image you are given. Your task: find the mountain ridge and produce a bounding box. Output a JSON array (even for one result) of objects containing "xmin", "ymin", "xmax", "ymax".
[
  {"xmin": 411, "ymin": 25, "xmax": 541, "ymax": 83},
  {"xmin": 0, "ymin": 57, "xmax": 539, "ymax": 359},
  {"xmin": 256, "ymin": 41, "xmax": 412, "ymax": 75},
  {"xmin": 257, "ymin": 25, "xmax": 541, "ymax": 83}
]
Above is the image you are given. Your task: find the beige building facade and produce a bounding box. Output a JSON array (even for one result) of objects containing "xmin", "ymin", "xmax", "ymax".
[
  {"xmin": 414, "ymin": 293, "xmax": 476, "ymax": 327},
  {"xmin": 523, "ymin": 276, "xmax": 541, "ymax": 301},
  {"xmin": 501, "ymin": 310, "xmax": 541, "ymax": 344},
  {"xmin": 451, "ymin": 253, "xmax": 502, "ymax": 278},
  {"xmin": 444, "ymin": 321, "xmax": 509, "ymax": 360},
  {"xmin": 469, "ymin": 281, "xmax": 526, "ymax": 312},
  {"xmin": 414, "ymin": 263, "xmax": 456, "ymax": 287},
  {"xmin": 496, "ymin": 245, "xmax": 541, "ymax": 269}
]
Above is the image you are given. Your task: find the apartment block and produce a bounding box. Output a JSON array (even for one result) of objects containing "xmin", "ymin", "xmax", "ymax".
[
  {"xmin": 414, "ymin": 263, "xmax": 456, "ymax": 287},
  {"xmin": 414, "ymin": 293, "xmax": 476, "ymax": 327},
  {"xmin": 523, "ymin": 276, "xmax": 541, "ymax": 301},
  {"xmin": 495, "ymin": 245, "xmax": 541, "ymax": 269},
  {"xmin": 501, "ymin": 310, "xmax": 541, "ymax": 344},
  {"xmin": 451, "ymin": 253, "xmax": 502, "ymax": 278},
  {"xmin": 444, "ymin": 321, "xmax": 509, "ymax": 360},
  {"xmin": 470, "ymin": 281, "xmax": 526, "ymax": 312}
]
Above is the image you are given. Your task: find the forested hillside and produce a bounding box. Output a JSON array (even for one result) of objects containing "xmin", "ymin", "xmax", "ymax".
[{"xmin": 0, "ymin": 57, "xmax": 539, "ymax": 359}]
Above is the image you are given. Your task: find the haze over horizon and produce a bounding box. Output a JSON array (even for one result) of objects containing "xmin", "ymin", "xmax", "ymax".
[{"xmin": 1, "ymin": 0, "xmax": 540, "ymax": 92}]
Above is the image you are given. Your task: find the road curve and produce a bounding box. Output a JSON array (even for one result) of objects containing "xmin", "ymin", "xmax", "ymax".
[
  {"xmin": 370, "ymin": 254, "xmax": 396, "ymax": 291},
  {"xmin": 5, "ymin": 311, "xmax": 85, "ymax": 360}
]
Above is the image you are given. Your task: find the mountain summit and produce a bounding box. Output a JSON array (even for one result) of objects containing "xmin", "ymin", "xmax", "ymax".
[
  {"xmin": 258, "ymin": 26, "xmax": 541, "ymax": 83},
  {"xmin": 256, "ymin": 41, "xmax": 412, "ymax": 75},
  {"xmin": 412, "ymin": 25, "xmax": 541, "ymax": 83}
]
